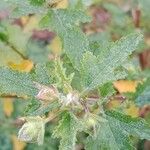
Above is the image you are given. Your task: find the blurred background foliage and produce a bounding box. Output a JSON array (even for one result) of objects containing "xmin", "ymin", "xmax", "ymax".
[{"xmin": 0, "ymin": 0, "xmax": 150, "ymax": 150}]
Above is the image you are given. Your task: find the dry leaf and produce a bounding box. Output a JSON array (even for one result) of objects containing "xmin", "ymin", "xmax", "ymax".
[
  {"xmin": 3, "ymin": 98, "xmax": 14, "ymax": 117},
  {"xmin": 125, "ymin": 104, "xmax": 139, "ymax": 118},
  {"xmin": 21, "ymin": 16, "xmax": 29, "ymax": 26},
  {"xmin": 14, "ymin": 16, "xmax": 29, "ymax": 28},
  {"xmin": 113, "ymin": 80, "xmax": 138, "ymax": 93},
  {"xmin": 49, "ymin": 36, "xmax": 62, "ymax": 55},
  {"xmin": 145, "ymin": 37, "xmax": 150, "ymax": 47},
  {"xmin": 107, "ymin": 99, "xmax": 121, "ymax": 109},
  {"xmin": 55, "ymin": 0, "xmax": 68, "ymax": 9},
  {"xmin": 23, "ymin": 16, "xmax": 40, "ymax": 33},
  {"xmin": 12, "ymin": 135, "xmax": 26, "ymax": 150},
  {"xmin": 8, "ymin": 60, "xmax": 34, "ymax": 72}
]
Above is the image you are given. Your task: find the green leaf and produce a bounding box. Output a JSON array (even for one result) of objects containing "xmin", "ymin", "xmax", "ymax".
[
  {"xmin": 30, "ymin": 101, "xmax": 60, "ymax": 116},
  {"xmin": 26, "ymin": 134, "xmax": 59, "ymax": 150},
  {"xmin": 24, "ymin": 98, "xmax": 41, "ymax": 115},
  {"xmin": 0, "ymin": 134, "xmax": 12, "ymax": 150},
  {"xmin": 80, "ymin": 32, "xmax": 143, "ymax": 94},
  {"xmin": 29, "ymin": 0, "xmax": 45, "ymax": 6},
  {"xmin": 68, "ymin": 0, "xmax": 93, "ymax": 9},
  {"xmin": 0, "ymin": 22, "xmax": 29, "ymax": 63},
  {"xmin": 0, "ymin": 1, "xmax": 10, "ymax": 11},
  {"xmin": 0, "ymin": 0, "xmax": 45, "ymax": 17},
  {"xmin": 0, "ymin": 24, "xmax": 8, "ymax": 42},
  {"xmin": 26, "ymin": 125, "xmax": 59, "ymax": 150},
  {"xmin": 0, "ymin": 68, "xmax": 38, "ymax": 97},
  {"xmin": 53, "ymin": 112, "xmax": 84, "ymax": 150},
  {"xmin": 0, "ymin": 41, "xmax": 23, "ymax": 67},
  {"xmin": 33, "ymin": 63, "xmax": 53, "ymax": 86},
  {"xmin": 26, "ymin": 40, "xmax": 50, "ymax": 63},
  {"xmin": 80, "ymin": 51, "xmax": 126, "ymax": 94},
  {"xmin": 41, "ymin": 9, "xmax": 91, "ymax": 32},
  {"xmin": 138, "ymin": 0, "xmax": 150, "ymax": 19},
  {"xmin": 63, "ymin": 28, "xmax": 89, "ymax": 69},
  {"xmin": 135, "ymin": 78, "xmax": 150, "ymax": 106},
  {"xmin": 99, "ymin": 82, "xmax": 116, "ymax": 98},
  {"xmin": 103, "ymin": 3, "xmax": 127, "ymax": 27},
  {"xmin": 0, "ymin": 63, "xmax": 55, "ymax": 99},
  {"xmin": 85, "ymin": 110, "xmax": 150, "ymax": 150},
  {"xmin": 6, "ymin": 24, "xmax": 29, "ymax": 54},
  {"xmin": 88, "ymin": 32, "xmax": 111, "ymax": 56},
  {"xmin": 41, "ymin": 9, "xmax": 91, "ymax": 69}
]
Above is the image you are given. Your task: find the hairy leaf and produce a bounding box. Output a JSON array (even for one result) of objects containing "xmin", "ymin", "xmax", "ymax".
[
  {"xmin": 85, "ymin": 111, "xmax": 150, "ymax": 150},
  {"xmin": 0, "ymin": 62, "xmax": 57, "ymax": 101},
  {"xmin": 33, "ymin": 63, "xmax": 53, "ymax": 85},
  {"xmin": 29, "ymin": 0, "xmax": 45, "ymax": 6},
  {"xmin": 99, "ymin": 82, "xmax": 116, "ymax": 98},
  {"xmin": 41, "ymin": 9, "xmax": 91, "ymax": 69},
  {"xmin": 0, "ymin": 68, "xmax": 38, "ymax": 97},
  {"xmin": 0, "ymin": 41, "xmax": 23, "ymax": 67},
  {"xmin": 26, "ymin": 40, "xmax": 50, "ymax": 63},
  {"xmin": 0, "ymin": 0, "xmax": 45, "ymax": 17},
  {"xmin": 53, "ymin": 112, "xmax": 84, "ymax": 150},
  {"xmin": 80, "ymin": 33, "xmax": 143, "ymax": 94},
  {"xmin": 30, "ymin": 101, "xmax": 60, "ymax": 116}
]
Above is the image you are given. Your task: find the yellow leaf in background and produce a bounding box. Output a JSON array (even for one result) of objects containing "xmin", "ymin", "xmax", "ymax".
[
  {"xmin": 107, "ymin": 99, "xmax": 121, "ymax": 109},
  {"xmin": 145, "ymin": 37, "xmax": 150, "ymax": 46},
  {"xmin": 20, "ymin": 16, "xmax": 30, "ymax": 27},
  {"xmin": 12, "ymin": 135, "xmax": 26, "ymax": 150},
  {"xmin": 125, "ymin": 104, "xmax": 139, "ymax": 118},
  {"xmin": 49, "ymin": 36, "xmax": 62, "ymax": 55},
  {"xmin": 8, "ymin": 60, "xmax": 34, "ymax": 72},
  {"xmin": 3, "ymin": 98, "xmax": 14, "ymax": 117},
  {"xmin": 0, "ymin": 47, "xmax": 23, "ymax": 67},
  {"xmin": 56, "ymin": 0, "xmax": 68, "ymax": 9},
  {"xmin": 113, "ymin": 80, "xmax": 138, "ymax": 93},
  {"xmin": 23, "ymin": 16, "xmax": 40, "ymax": 33}
]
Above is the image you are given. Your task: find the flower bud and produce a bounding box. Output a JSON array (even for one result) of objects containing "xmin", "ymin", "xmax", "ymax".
[
  {"xmin": 18, "ymin": 117, "xmax": 45, "ymax": 145},
  {"xmin": 34, "ymin": 82, "xmax": 59, "ymax": 102},
  {"xmin": 87, "ymin": 117, "xmax": 97, "ymax": 127},
  {"xmin": 59, "ymin": 91, "xmax": 80, "ymax": 106},
  {"xmin": 86, "ymin": 114, "xmax": 107, "ymax": 128}
]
